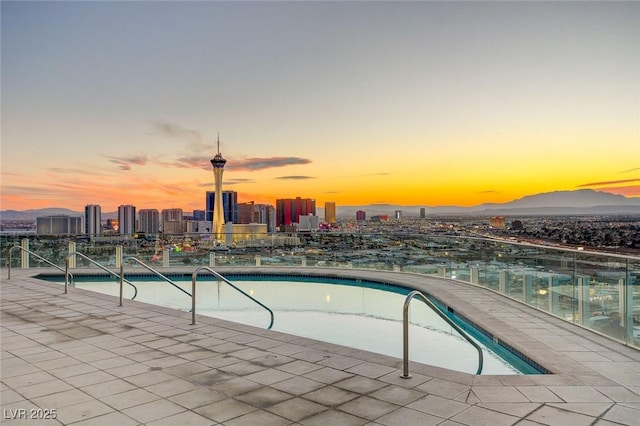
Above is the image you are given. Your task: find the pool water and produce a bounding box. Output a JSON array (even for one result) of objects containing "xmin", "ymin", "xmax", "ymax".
[{"xmin": 39, "ymin": 274, "xmax": 543, "ymax": 375}]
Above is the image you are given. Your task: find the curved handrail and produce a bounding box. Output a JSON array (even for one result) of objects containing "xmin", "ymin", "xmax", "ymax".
[
  {"xmin": 7, "ymin": 245, "xmax": 74, "ymax": 283},
  {"xmin": 401, "ymin": 290, "xmax": 483, "ymax": 377},
  {"xmin": 119, "ymin": 256, "xmax": 191, "ymax": 306},
  {"xmin": 191, "ymin": 266, "xmax": 274, "ymax": 329},
  {"xmin": 64, "ymin": 252, "xmax": 138, "ymax": 300}
]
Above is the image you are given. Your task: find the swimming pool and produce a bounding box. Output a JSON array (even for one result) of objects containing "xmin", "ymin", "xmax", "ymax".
[{"xmin": 37, "ymin": 272, "xmax": 544, "ymax": 375}]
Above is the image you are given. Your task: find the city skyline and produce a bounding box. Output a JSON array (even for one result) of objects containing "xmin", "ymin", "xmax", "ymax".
[{"xmin": 2, "ymin": 2, "xmax": 639, "ymax": 212}]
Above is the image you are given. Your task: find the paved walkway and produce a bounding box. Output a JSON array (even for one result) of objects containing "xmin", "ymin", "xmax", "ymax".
[{"xmin": 1, "ymin": 268, "xmax": 639, "ymax": 425}]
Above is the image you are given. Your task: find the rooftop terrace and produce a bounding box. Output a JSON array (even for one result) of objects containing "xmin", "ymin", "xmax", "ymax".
[{"xmin": 2, "ymin": 267, "xmax": 639, "ymax": 425}]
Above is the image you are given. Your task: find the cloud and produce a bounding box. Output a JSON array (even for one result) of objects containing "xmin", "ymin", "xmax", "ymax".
[
  {"xmin": 366, "ymin": 172, "xmax": 391, "ymax": 176},
  {"xmin": 621, "ymin": 167, "xmax": 640, "ymax": 173},
  {"xmin": 2, "ymin": 185, "xmax": 55, "ymax": 195},
  {"xmin": 197, "ymin": 178, "xmax": 255, "ymax": 187},
  {"xmin": 276, "ymin": 175, "xmax": 316, "ymax": 180},
  {"xmin": 47, "ymin": 167, "xmax": 107, "ymax": 176},
  {"xmin": 478, "ymin": 190, "xmax": 500, "ymax": 194},
  {"xmin": 150, "ymin": 120, "xmax": 202, "ymax": 142},
  {"xmin": 104, "ymin": 155, "xmax": 148, "ymax": 171},
  {"xmin": 227, "ymin": 157, "xmax": 312, "ymax": 171},
  {"xmin": 577, "ymin": 178, "xmax": 640, "ymax": 188},
  {"xmin": 167, "ymin": 155, "xmax": 212, "ymax": 170},
  {"xmin": 225, "ymin": 178, "xmax": 256, "ymax": 185}
]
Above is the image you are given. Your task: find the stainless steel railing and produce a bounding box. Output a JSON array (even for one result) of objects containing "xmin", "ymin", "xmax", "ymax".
[
  {"xmin": 191, "ymin": 266, "xmax": 274, "ymax": 329},
  {"xmin": 65, "ymin": 252, "xmax": 138, "ymax": 299},
  {"xmin": 7, "ymin": 245, "xmax": 74, "ymax": 284},
  {"xmin": 401, "ymin": 290, "xmax": 483, "ymax": 377},
  {"xmin": 119, "ymin": 256, "xmax": 191, "ymax": 306}
]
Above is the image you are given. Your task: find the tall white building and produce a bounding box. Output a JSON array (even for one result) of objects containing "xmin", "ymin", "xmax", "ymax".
[
  {"xmin": 210, "ymin": 135, "xmax": 227, "ymax": 241},
  {"xmin": 37, "ymin": 215, "xmax": 83, "ymax": 235},
  {"xmin": 118, "ymin": 205, "xmax": 136, "ymax": 235},
  {"xmin": 138, "ymin": 209, "xmax": 160, "ymax": 234},
  {"xmin": 84, "ymin": 204, "xmax": 101, "ymax": 236},
  {"xmin": 298, "ymin": 214, "xmax": 320, "ymax": 231},
  {"xmin": 162, "ymin": 208, "xmax": 184, "ymax": 234}
]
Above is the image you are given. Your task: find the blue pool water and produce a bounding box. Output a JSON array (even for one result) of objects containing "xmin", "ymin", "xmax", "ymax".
[{"xmin": 37, "ymin": 273, "xmax": 544, "ymax": 375}]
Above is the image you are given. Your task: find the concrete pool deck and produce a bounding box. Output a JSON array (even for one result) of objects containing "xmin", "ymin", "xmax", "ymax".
[{"xmin": 1, "ymin": 267, "xmax": 639, "ymax": 425}]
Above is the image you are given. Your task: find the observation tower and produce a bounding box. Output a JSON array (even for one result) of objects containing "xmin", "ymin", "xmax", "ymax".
[{"xmin": 210, "ymin": 135, "xmax": 227, "ymax": 241}]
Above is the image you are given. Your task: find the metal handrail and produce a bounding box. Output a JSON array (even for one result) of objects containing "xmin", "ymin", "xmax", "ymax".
[
  {"xmin": 7, "ymin": 245, "xmax": 73, "ymax": 283},
  {"xmin": 191, "ymin": 266, "xmax": 274, "ymax": 329},
  {"xmin": 64, "ymin": 252, "xmax": 138, "ymax": 299},
  {"xmin": 119, "ymin": 256, "xmax": 191, "ymax": 306},
  {"xmin": 401, "ymin": 290, "xmax": 483, "ymax": 377}
]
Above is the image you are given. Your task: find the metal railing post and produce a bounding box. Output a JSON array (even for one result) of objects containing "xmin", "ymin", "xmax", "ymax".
[
  {"xmin": 402, "ymin": 296, "xmax": 411, "ymax": 378},
  {"xmin": 119, "ymin": 260, "xmax": 124, "ymax": 306},
  {"xmin": 192, "ymin": 273, "xmax": 197, "ymax": 325},
  {"xmin": 65, "ymin": 257, "xmax": 70, "ymax": 294}
]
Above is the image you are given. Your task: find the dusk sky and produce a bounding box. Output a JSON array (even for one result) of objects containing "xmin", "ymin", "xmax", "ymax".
[{"xmin": 2, "ymin": 1, "xmax": 639, "ymax": 213}]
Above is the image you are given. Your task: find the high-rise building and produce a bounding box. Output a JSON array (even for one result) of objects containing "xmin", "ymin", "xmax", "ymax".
[
  {"xmin": 356, "ymin": 210, "xmax": 366, "ymax": 222},
  {"xmin": 420, "ymin": 208, "xmax": 426, "ymax": 219},
  {"xmin": 118, "ymin": 205, "xmax": 136, "ymax": 235},
  {"xmin": 238, "ymin": 202, "xmax": 255, "ymax": 224},
  {"xmin": 490, "ymin": 216, "xmax": 506, "ymax": 228},
  {"xmin": 206, "ymin": 190, "xmax": 238, "ymax": 224},
  {"xmin": 162, "ymin": 208, "xmax": 183, "ymax": 234},
  {"xmin": 139, "ymin": 209, "xmax": 160, "ymax": 234},
  {"xmin": 210, "ymin": 136, "xmax": 227, "ymax": 240},
  {"xmin": 394, "ymin": 210, "xmax": 402, "ymax": 220},
  {"xmin": 84, "ymin": 204, "xmax": 101, "ymax": 236},
  {"xmin": 223, "ymin": 191, "xmax": 238, "ymax": 224},
  {"xmin": 298, "ymin": 214, "xmax": 320, "ymax": 231},
  {"xmin": 238, "ymin": 202, "xmax": 275, "ymax": 231},
  {"xmin": 325, "ymin": 202, "xmax": 336, "ymax": 224},
  {"xmin": 276, "ymin": 197, "xmax": 316, "ymax": 228},
  {"xmin": 193, "ymin": 210, "xmax": 205, "ymax": 221},
  {"xmin": 36, "ymin": 215, "xmax": 83, "ymax": 235}
]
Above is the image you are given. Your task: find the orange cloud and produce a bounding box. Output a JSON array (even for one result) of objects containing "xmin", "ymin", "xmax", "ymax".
[
  {"xmin": 578, "ymin": 178, "xmax": 640, "ymax": 187},
  {"xmin": 596, "ymin": 185, "xmax": 640, "ymax": 197},
  {"xmin": 227, "ymin": 157, "xmax": 312, "ymax": 171}
]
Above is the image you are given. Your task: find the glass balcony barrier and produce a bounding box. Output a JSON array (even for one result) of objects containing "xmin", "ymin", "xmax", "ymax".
[{"xmin": 1, "ymin": 233, "xmax": 638, "ymax": 348}]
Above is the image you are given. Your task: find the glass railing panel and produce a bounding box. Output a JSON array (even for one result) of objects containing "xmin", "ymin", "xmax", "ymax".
[
  {"xmin": 574, "ymin": 252, "xmax": 629, "ymax": 344},
  {"xmin": 630, "ymin": 258, "xmax": 640, "ymax": 348},
  {"xmin": 3, "ymin": 232, "xmax": 638, "ymax": 348}
]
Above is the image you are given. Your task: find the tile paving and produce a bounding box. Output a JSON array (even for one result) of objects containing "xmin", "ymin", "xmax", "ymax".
[{"xmin": 1, "ymin": 267, "xmax": 639, "ymax": 425}]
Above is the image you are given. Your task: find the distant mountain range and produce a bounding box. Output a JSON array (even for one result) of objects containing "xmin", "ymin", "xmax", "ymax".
[
  {"xmin": 0, "ymin": 208, "xmax": 118, "ymax": 221},
  {"xmin": 1, "ymin": 189, "xmax": 639, "ymax": 221},
  {"xmin": 335, "ymin": 189, "xmax": 640, "ymax": 217}
]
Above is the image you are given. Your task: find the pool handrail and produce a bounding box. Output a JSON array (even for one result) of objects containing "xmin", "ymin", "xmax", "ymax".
[
  {"xmin": 191, "ymin": 266, "xmax": 274, "ymax": 329},
  {"xmin": 401, "ymin": 289, "xmax": 484, "ymax": 377},
  {"xmin": 64, "ymin": 252, "xmax": 138, "ymax": 300},
  {"xmin": 7, "ymin": 245, "xmax": 73, "ymax": 283},
  {"xmin": 119, "ymin": 256, "xmax": 191, "ymax": 306}
]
